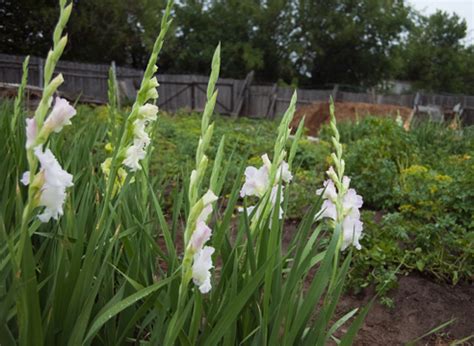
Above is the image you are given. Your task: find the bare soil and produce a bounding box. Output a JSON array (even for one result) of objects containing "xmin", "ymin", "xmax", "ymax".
[
  {"xmin": 291, "ymin": 101, "xmax": 413, "ymax": 136},
  {"xmin": 337, "ymin": 274, "xmax": 474, "ymax": 345}
]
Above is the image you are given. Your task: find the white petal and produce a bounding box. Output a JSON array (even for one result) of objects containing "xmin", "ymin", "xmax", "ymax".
[
  {"xmin": 190, "ymin": 221, "xmax": 212, "ymax": 251},
  {"xmin": 261, "ymin": 153, "xmax": 272, "ymax": 170},
  {"xmin": 316, "ymin": 200, "xmax": 337, "ymax": 221},
  {"xmin": 202, "ymin": 190, "xmax": 218, "ymax": 205},
  {"xmin": 25, "ymin": 118, "xmax": 37, "ymax": 148},
  {"xmin": 139, "ymin": 104, "xmax": 158, "ymax": 121},
  {"xmin": 33, "ymin": 146, "xmax": 73, "ymax": 223},
  {"xmin": 123, "ymin": 140, "xmax": 147, "ymax": 171},
  {"xmin": 279, "ymin": 161, "xmax": 293, "ymax": 183},
  {"xmin": 341, "ymin": 215, "xmax": 363, "ymax": 251},
  {"xmin": 317, "ymin": 180, "xmax": 338, "ymax": 202},
  {"xmin": 21, "ymin": 171, "xmax": 30, "ymax": 186},
  {"xmin": 343, "ymin": 189, "xmax": 363, "ymax": 212},
  {"xmin": 342, "ymin": 176, "xmax": 351, "ymax": 190},
  {"xmin": 192, "ymin": 246, "xmax": 215, "ymax": 294},
  {"xmin": 240, "ymin": 165, "xmax": 269, "ymax": 198},
  {"xmin": 44, "ymin": 97, "xmax": 76, "ymax": 133}
]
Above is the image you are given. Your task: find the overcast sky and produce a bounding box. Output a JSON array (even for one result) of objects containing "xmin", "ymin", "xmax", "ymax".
[{"xmin": 408, "ymin": 0, "xmax": 474, "ymax": 45}]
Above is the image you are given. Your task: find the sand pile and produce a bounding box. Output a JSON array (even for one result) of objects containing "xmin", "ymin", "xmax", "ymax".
[{"xmin": 291, "ymin": 101, "xmax": 413, "ymax": 136}]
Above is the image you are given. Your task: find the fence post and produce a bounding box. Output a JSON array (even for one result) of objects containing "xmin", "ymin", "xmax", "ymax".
[
  {"xmin": 111, "ymin": 61, "xmax": 121, "ymax": 107},
  {"xmin": 413, "ymin": 92, "xmax": 420, "ymax": 107},
  {"xmin": 232, "ymin": 70, "xmax": 254, "ymax": 118},
  {"xmin": 266, "ymin": 83, "xmax": 278, "ymax": 119},
  {"xmin": 331, "ymin": 84, "xmax": 339, "ymax": 101},
  {"xmin": 191, "ymin": 81, "xmax": 195, "ymax": 110},
  {"xmin": 38, "ymin": 58, "xmax": 44, "ymax": 87}
]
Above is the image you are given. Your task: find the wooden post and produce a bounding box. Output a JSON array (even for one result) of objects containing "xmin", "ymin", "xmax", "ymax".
[
  {"xmin": 191, "ymin": 81, "xmax": 195, "ymax": 110},
  {"xmin": 232, "ymin": 70, "xmax": 254, "ymax": 118},
  {"xmin": 38, "ymin": 58, "xmax": 44, "ymax": 87},
  {"xmin": 111, "ymin": 61, "xmax": 120, "ymax": 107},
  {"xmin": 331, "ymin": 84, "xmax": 339, "ymax": 101},
  {"xmin": 266, "ymin": 83, "xmax": 278, "ymax": 119}
]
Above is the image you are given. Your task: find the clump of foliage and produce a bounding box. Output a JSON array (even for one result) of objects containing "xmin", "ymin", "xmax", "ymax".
[
  {"xmin": 1, "ymin": 1, "xmax": 370, "ymax": 344},
  {"xmin": 329, "ymin": 117, "xmax": 474, "ymax": 303}
]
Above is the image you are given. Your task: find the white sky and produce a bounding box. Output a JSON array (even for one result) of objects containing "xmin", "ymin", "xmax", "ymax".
[{"xmin": 408, "ymin": 0, "xmax": 474, "ymax": 45}]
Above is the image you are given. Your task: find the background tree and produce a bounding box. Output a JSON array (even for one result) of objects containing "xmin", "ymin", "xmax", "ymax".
[
  {"xmin": 286, "ymin": 0, "xmax": 411, "ymax": 87},
  {"xmin": 395, "ymin": 10, "xmax": 472, "ymax": 93},
  {"xmin": 1, "ymin": 0, "xmax": 473, "ymax": 93}
]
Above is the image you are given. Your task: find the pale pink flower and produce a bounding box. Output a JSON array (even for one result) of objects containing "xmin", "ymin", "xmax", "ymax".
[
  {"xmin": 190, "ymin": 221, "xmax": 212, "ymax": 251},
  {"xmin": 316, "ymin": 180, "xmax": 338, "ymax": 202},
  {"xmin": 197, "ymin": 190, "xmax": 218, "ymax": 224},
  {"xmin": 44, "ymin": 97, "xmax": 76, "ymax": 133},
  {"xmin": 25, "ymin": 118, "xmax": 38, "ymax": 148}
]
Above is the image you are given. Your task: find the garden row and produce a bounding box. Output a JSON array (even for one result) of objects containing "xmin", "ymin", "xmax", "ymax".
[{"xmin": 132, "ymin": 109, "xmax": 473, "ymax": 301}]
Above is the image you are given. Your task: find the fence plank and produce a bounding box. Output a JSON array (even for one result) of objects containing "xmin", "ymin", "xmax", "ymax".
[{"xmin": 2, "ymin": 53, "xmax": 474, "ymax": 118}]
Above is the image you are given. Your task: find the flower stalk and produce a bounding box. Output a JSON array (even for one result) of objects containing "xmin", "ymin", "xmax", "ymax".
[
  {"xmin": 98, "ymin": 0, "xmax": 173, "ymax": 228},
  {"xmin": 180, "ymin": 44, "xmax": 221, "ymax": 297},
  {"xmin": 316, "ymin": 98, "xmax": 364, "ymax": 290}
]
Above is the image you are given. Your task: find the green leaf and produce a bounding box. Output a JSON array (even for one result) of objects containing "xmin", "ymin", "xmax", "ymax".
[{"xmin": 84, "ymin": 276, "xmax": 175, "ymax": 342}]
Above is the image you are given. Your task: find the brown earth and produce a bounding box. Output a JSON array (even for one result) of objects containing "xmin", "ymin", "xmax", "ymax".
[
  {"xmin": 335, "ymin": 274, "xmax": 474, "ymax": 345},
  {"xmin": 291, "ymin": 101, "xmax": 413, "ymax": 136}
]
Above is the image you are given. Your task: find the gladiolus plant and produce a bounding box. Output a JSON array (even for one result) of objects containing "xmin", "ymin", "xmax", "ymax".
[{"xmin": 0, "ymin": 0, "xmax": 369, "ymax": 345}]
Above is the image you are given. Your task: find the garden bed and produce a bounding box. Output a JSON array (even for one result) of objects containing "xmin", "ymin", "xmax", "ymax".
[{"xmin": 339, "ymin": 273, "xmax": 474, "ymax": 345}]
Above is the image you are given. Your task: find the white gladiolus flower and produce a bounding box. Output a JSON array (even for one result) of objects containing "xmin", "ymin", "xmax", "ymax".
[
  {"xmin": 341, "ymin": 215, "xmax": 363, "ymax": 251},
  {"xmin": 139, "ymin": 104, "xmax": 158, "ymax": 121},
  {"xmin": 239, "ymin": 153, "xmax": 292, "ymax": 223},
  {"xmin": 238, "ymin": 204, "xmax": 257, "ymax": 216},
  {"xmin": 316, "ymin": 199, "xmax": 337, "ymax": 220},
  {"xmin": 197, "ymin": 190, "xmax": 218, "ymax": 224},
  {"xmin": 240, "ymin": 153, "xmax": 293, "ymax": 198},
  {"xmin": 279, "ymin": 161, "xmax": 293, "ymax": 183},
  {"xmin": 343, "ymin": 189, "xmax": 363, "ymax": 214},
  {"xmin": 202, "ymin": 190, "xmax": 218, "ymax": 205},
  {"xmin": 316, "ymin": 180, "xmax": 338, "ymax": 202},
  {"xmin": 240, "ymin": 165, "xmax": 269, "ymax": 198},
  {"xmin": 25, "ymin": 118, "xmax": 38, "ymax": 148},
  {"xmin": 316, "ymin": 168, "xmax": 364, "ymax": 251},
  {"xmin": 186, "ymin": 189, "xmax": 218, "ymax": 293},
  {"xmin": 192, "ymin": 246, "xmax": 215, "ymax": 294},
  {"xmin": 133, "ymin": 119, "xmax": 151, "ymax": 144},
  {"xmin": 123, "ymin": 104, "xmax": 158, "ymax": 171},
  {"xmin": 190, "ymin": 221, "xmax": 212, "ymax": 251},
  {"xmin": 123, "ymin": 139, "xmax": 147, "ymax": 171},
  {"xmin": 262, "ymin": 154, "xmax": 292, "ymax": 183},
  {"xmin": 23, "ymin": 146, "xmax": 74, "ymax": 222},
  {"xmin": 44, "ymin": 97, "xmax": 76, "ymax": 133}
]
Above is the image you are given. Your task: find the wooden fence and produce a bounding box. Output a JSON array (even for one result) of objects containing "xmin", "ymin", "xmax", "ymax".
[{"xmin": 1, "ymin": 53, "xmax": 474, "ymax": 123}]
